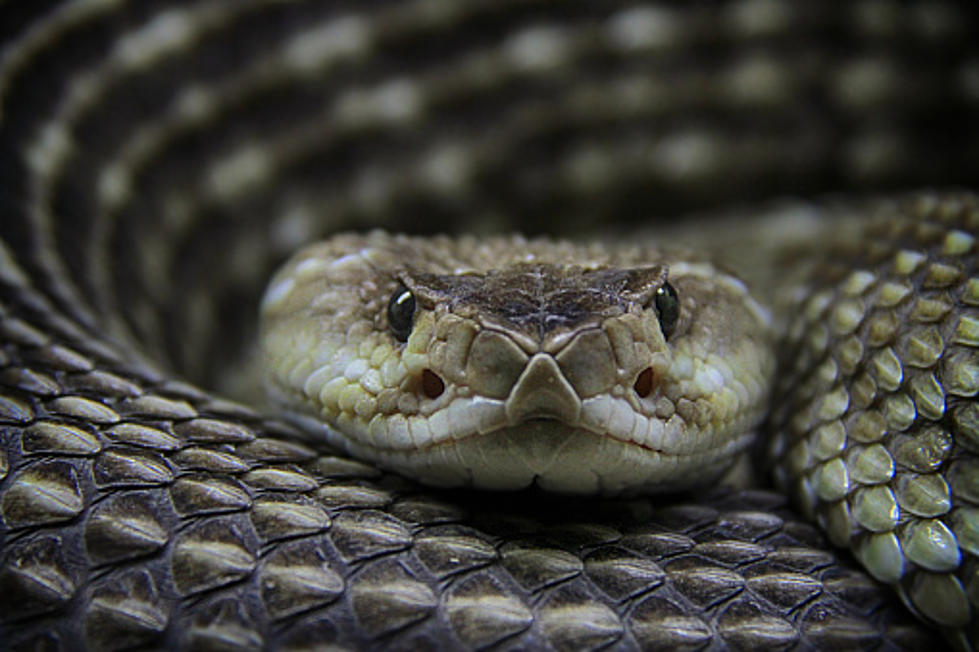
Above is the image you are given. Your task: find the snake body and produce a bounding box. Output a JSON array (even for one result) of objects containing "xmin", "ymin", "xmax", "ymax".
[{"xmin": 3, "ymin": 1, "xmax": 979, "ymax": 650}]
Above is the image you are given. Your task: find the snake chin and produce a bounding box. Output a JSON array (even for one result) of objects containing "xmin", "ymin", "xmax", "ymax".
[{"xmin": 316, "ymin": 416, "xmax": 753, "ymax": 496}]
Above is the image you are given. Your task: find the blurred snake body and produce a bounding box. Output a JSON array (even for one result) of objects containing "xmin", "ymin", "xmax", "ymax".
[{"xmin": 2, "ymin": 2, "xmax": 979, "ymax": 650}]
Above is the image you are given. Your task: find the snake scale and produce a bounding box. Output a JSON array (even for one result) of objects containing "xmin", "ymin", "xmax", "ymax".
[{"xmin": 2, "ymin": 1, "xmax": 979, "ymax": 650}]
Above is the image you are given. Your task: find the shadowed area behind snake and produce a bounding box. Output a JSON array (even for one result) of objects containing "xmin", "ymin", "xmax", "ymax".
[{"xmin": 1, "ymin": 1, "xmax": 979, "ymax": 650}]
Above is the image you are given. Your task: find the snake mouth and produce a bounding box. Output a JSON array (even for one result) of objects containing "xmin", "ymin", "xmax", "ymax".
[{"xmin": 331, "ymin": 416, "xmax": 754, "ymax": 494}]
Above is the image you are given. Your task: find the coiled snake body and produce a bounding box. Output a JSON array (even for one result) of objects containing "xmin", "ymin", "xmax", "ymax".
[{"xmin": 2, "ymin": 2, "xmax": 979, "ymax": 650}]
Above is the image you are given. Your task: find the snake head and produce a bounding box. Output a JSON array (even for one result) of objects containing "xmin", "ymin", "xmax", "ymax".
[{"xmin": 261, "ymin": 231, "xmax": 775, "ymax": 494}]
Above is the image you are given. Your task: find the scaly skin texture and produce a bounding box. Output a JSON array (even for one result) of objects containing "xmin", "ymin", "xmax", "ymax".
[
  {"xmin": 2, "ymin": 0, "xmax": 979, "ymax": 649},
  {"xmin": 769, "ymin": 197, "xmax": 979, "ymax": 648}
]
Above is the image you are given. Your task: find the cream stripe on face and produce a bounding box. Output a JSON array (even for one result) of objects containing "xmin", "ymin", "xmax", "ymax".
[{"xmin": 261, "ymin": 231, "xmax": 775, "ymax": 494}]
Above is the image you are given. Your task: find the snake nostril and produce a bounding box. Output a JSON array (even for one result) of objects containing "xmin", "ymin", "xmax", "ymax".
[
  {"xmin": 633, "ymin": 367, "xmax": 654, "ymax": 398},
  {"xmin": 422, "ymin": 369, "xmax": 445, "ymax": 399}
]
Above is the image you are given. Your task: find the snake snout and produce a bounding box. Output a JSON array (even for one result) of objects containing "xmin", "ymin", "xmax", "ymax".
[
  {"xmin": 486, "ymin": 323, "xmax": 658, "ymax": 426},
  {"xmin": 504, "ymin": 353, "xmax": 581, "ymax": 424}
]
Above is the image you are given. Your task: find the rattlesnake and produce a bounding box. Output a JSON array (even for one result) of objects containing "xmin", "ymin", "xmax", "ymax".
[{"xmin": 2, "ymin": 1, "xmax": 979, "ymax": 650}]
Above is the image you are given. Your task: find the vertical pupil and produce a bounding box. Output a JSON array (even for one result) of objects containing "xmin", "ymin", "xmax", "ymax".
[
  {"xmin": 388, "ymin": 286, "xmax": 416, "ymax": 341},
  {"xmin": 654, "ymin": 281, "xmax": 679, "ymax": 339}
]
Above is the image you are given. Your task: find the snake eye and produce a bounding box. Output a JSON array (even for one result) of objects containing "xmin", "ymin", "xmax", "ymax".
[
  {"xmin": 387, "ymin": 285, "xmax": 416, "ymax": 342},
  {"xmin": 653, "ymin": 281, "xmax": 679, "ymax": 339}
]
